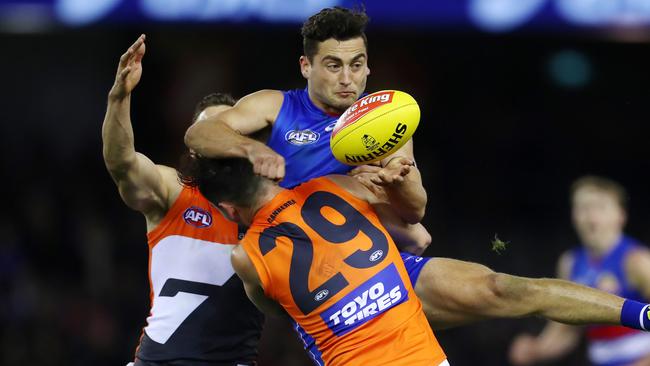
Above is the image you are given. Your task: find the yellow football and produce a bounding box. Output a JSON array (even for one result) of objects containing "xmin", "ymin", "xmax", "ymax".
[{"xmin": 330, "ymin": 90, "xmax": 420, "ymax": 165}]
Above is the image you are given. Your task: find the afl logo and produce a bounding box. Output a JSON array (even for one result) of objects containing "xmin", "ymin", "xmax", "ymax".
[
  {"xmin": 285, "ymin": 129, "xmax": 320, "ymax": 145},
  {"xmin": 369, "ymin": 250, "xmax": 384, "ymax": 262},
  {"xmin": 314, "ymin": 289, "xmax": 329, "ymax": 302},
  {"xmin": 362, "ymin": 134, "xmax": 380, "ymax": 151},
  {"xmin": 183, "ymin": 206, "xmax": 212, "ymax": 228}
]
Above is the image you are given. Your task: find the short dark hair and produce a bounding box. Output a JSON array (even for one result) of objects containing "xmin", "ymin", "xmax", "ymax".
[
  {"xmin": 301, "ymin": 6, "xmax": 369, "ymax": 62},
  {"xmin": 191, "ymin": 92, "xmax": 237, "ymax": 123},
  {"xmin": 570, "ymin": 175, "xmax": 628, "ymax": 209},
  {"xmin": 179, "ymin": 156, "xmax": 263, "ymax": 207}
]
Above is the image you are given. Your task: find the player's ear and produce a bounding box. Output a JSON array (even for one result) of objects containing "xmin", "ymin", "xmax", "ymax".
[
  {"xmin": 366, "ymin": 65, "xmax": 370, "ymax": 76},
  {"xmin": 299, "ymin": 55, "xmax": 311, "ymax": 78}
]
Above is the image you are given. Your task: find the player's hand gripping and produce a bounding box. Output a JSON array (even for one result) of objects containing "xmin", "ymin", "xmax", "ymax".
[
  {"xmin": 246, "ymin": 142, "xmax": 286, "ymax": 182},
  {"xmin": 109, "ymin": 34, "xmax": 146, "ymax": 101},
  {"xmin": 349, "ymin": 157, "xmax": 414, "ymax": 187}
]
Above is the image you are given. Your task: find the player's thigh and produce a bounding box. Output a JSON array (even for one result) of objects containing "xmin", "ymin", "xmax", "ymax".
[{"xmin": 414, "ymin": 257, "xmax": 497, "ymax": 329}]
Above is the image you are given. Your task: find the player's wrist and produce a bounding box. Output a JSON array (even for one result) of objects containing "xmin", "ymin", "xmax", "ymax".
[
  {"xmin": 107, "ymin": 88, "xmax": 130, "ymax": 102},
  {"xmin": 242, "ymin": 139, "xmax": 263, "ymax": 159},
  {"xmin": 621, "ymin": 299, "xmax": 650, "ymax": 331}
]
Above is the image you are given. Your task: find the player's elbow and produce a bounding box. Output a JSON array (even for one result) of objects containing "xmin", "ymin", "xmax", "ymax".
[
  {"xmin": 412, "ymin": 225, "xmax": 432, "ymax": 255},
  {"xmin": 398, "ymin": 224, "xmax": 431, "ymax": 256},
  {"xmin": 402, "ymin": 194, "xmax": 427, "ymax": 224}
]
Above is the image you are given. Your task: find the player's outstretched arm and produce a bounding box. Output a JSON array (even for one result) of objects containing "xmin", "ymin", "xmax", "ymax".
[
  {"xmin": 350, "ymin": 140, "xmax": 427, "ymax": 224},
  {"xmin": 184, "ymin": 90, "xmax": 287, "ymax": 181},
  {"xmin": 231, "ymin": 245, "xmax": 285, "ymax": 316},
  {"xmin": 102, "ymin": 35, "xmax": 179, "ymax": 225}
]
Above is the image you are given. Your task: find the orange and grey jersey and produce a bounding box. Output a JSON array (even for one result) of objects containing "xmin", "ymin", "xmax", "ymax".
[
  {"xmin": 137, "ymin": 186, "xmax": 263, "ymax": 364},
  {"xmin": 240, "ymin": 177, "xmax": 446, "ymax": 366}
]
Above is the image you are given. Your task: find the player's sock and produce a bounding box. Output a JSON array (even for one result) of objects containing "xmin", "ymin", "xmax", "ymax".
[{"xmin": 620, "ymin": 299, "xmax": 650, "ymax": 331}]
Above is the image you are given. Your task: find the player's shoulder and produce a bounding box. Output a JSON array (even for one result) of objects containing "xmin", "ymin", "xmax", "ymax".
[
  {"xmin": 156, "ymin": 164, "xmax": 183, "ymax": 206},
  {"xmin": 235, "ymin": 90, "xmax": 285, "ymax": 124},
  {"xmin": 239, "ymin": 89, "xmax": 284, "ymax": 105}
]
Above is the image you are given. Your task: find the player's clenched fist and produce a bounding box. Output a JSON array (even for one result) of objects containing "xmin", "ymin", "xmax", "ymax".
[{"xmin": 246, "ymin": 142, "xmax": 285, "ymax": 182}]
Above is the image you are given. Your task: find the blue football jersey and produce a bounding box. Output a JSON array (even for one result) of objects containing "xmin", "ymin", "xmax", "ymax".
[
  {"xmin": 570, "ymin": 235, "xmax": 646, "ymax": 302},
  {"xmin": 570, "ymin": 237, "xmax": 650, "ymax": 365},
  {"xmin": 268, "ymin": 88, "xmax": 353, "ymax": 188}
]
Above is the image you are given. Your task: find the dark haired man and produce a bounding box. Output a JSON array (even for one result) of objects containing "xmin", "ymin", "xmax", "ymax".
[
  {"xmin": 102, "ymin": 35, "xmax": 263, "ymax": 366},
  {"xmin": 181, "ymin": 157, "xmax": 650, "ymax": 366},
  {"xmin": 183, "ymin": 157, "xmax": 448, "ymax": 366},
  {"xmin": 510, "ymin": 176, "xmax": 650, "ymax": 366}
]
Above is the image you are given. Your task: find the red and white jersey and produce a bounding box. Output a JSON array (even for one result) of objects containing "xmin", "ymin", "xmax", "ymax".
[{"xmin": 136, "ymin": 186, "xmax": 263, "ymax": 364}]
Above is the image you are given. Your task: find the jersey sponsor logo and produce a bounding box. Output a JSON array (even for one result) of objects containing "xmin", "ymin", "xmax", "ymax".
[
  {"xmin": 183, "ymin": 206, "xmax": 213, "ymax": 228},
  {"xmin": 321, "ymin": 264, "xmax": 408, "ymax": 336},
  {"xmin": 335, "ymin": 91, "xmax": 395, "ymax": 135},
  {"xmin": 285, "ymin": 129, "xmax": 320, "ymax": 145}
]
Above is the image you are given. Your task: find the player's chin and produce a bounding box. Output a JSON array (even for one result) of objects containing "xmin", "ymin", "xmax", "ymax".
[{"xmin": 332, "ymin": 95, "xmax": 357, "ymax": 109}]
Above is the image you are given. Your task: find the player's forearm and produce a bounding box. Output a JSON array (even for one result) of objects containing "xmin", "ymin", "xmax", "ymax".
[
  {"xmin": 384, "ymin": 170, "xmax": 427, "ymax": 224},
  {"xmin": 102, "ymin": 96, "xmax": 137, "ymax": 174},
  {"xmin": 185, "ymin": 119, "xmax": 261, "ymax": 159}
]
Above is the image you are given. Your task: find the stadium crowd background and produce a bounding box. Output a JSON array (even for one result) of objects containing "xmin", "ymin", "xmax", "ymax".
[{"xmin": 2, "ymin": 2, "xmax": 650, "ymax": 365}]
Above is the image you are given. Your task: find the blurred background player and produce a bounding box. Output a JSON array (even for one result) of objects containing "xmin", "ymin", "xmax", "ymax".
[
  {"xmin": 102, "ymin": 35, "xmax": 263, "ymax": 366},
  {"xmin": 509, "ymin": 176, "xmax": 650, "ymax": 366}
]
